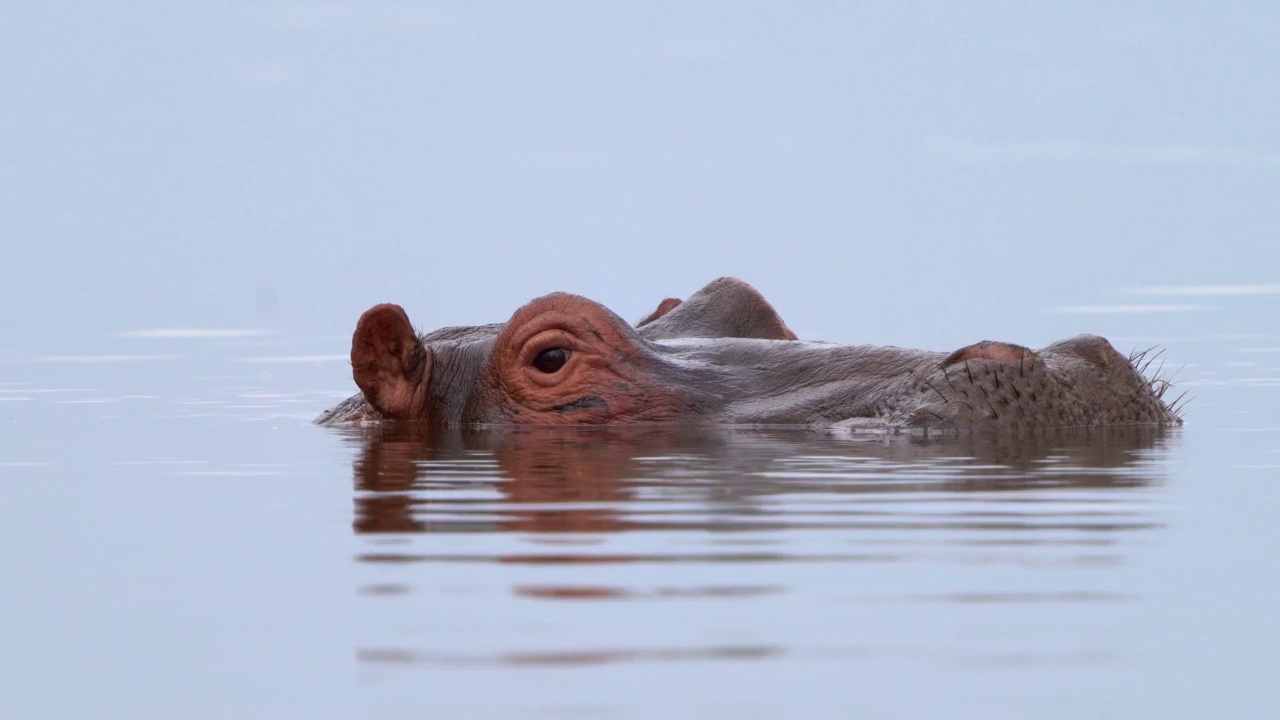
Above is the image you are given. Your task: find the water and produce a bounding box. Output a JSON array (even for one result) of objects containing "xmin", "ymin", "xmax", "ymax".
[
  {"xmin": 2, "ymin": 323, "xmax": 1277, "ymax": 719},
  {"xmin": 5, "ymin": 4, "xmax": 1280, "ymax": 718}
]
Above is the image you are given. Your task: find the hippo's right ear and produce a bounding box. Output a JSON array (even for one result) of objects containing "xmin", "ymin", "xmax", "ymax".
[
  {"xmin": 351, "ymin": 304, "xmax": 432, "ymax": 419},
  {"xmin": 636, "ymin": 297, "xmax": 682, "ymax": 327}
]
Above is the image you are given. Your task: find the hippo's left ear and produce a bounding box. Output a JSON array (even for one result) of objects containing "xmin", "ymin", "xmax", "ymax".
[{"xmin": 351, "ymin": 304, "xmax": 433, "ymax": 419}]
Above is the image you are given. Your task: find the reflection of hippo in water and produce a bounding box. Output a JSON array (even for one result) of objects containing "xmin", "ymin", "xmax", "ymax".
[
  {"xmin": 318, "ymin": 278, "xmax": 1182, "ymax": 432},
  {"xmin": 344, "ymin": 424, "xmax": 1175, "ymax": 536}
]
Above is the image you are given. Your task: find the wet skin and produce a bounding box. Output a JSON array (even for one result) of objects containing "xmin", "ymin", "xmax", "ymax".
[{"xmin": 317, "ymin": 277, "xmax": 1182, "ymax": 432}]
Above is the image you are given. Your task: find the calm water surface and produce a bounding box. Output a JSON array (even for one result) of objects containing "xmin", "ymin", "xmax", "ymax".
[
  {"xmin": 7, "ymin": 4, "xmax": 1280, "ymax": 717},
  {"xmin": 1, "ymin": 327, "xmax": 1278, "ymax": 720}
]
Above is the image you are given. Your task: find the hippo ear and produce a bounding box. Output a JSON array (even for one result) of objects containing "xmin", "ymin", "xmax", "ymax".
[
  {"xmin": 638, "ymin": 278, "xmax": 799, "ymax": 341},
  {"xmin": 942, "ymin": 340, "xmax": 1035, "ymax": 366},
  {"xmin": 350, "ymin": 304, "xmax": 432, "ymax": 419},
  {"xmin": 636, "ymin": 297, "xmax": 682, "ymax": 327}
]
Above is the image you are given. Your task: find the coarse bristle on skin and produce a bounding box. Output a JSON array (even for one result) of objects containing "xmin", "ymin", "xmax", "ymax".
[{"xmin": 1129, "ymin": 346, "xmax": 1189, "ymax": 422}]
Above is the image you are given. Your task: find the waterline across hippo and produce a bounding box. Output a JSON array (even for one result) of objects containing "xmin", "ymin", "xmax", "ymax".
[{"xmin": 317, "ymin": 278, "xmax": 1183, "ymax": 432}]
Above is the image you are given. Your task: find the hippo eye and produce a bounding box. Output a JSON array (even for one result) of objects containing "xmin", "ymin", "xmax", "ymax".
[{"xmin": 531, "ymin": 347, "xmax": 569, "ymax": 374}]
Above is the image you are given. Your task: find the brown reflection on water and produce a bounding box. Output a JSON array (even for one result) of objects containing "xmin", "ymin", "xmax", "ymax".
[
  {"xmin": 357, "ymin": 550, "xmax": 903, "ymax": 564},
  {"xmin": 339, "ymin": 425, "xmax": 1175, "ymax": 672},
  {"xmin": 514, "ymin": 584, "xmax": 785, "ymax": 601},
  {"xmin": 341, "ymin": 423, "xmax": 1174, "ymax": 551},
  {"xmin": 348, "ymin": 424, "xmax": 708, "ymax": 535},
  {"xmin": 358, "ymin": 644, "xmax": 784, "ymax": 668},
  {"xmin": 355, "ymin": 642, "xmax": 1113, "ymax": 669}
]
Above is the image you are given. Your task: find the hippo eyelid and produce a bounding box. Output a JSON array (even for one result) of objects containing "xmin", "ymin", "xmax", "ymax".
[{"xmin": 516, "ymin": 327, "xmax": 582, "ymax": 388}]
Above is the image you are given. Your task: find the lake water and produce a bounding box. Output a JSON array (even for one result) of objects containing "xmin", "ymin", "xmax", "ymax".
[
  {"xmin": 6, "ymin": 5, "xmax": 1280, "ymax": 718},
  {"xmin": 2, "ymin": 310, "xmax": 1277, "ymax": 720}
]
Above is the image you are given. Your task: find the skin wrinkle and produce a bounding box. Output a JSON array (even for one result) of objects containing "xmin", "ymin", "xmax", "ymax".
[
  {"xmin": 926, "ymin": 379, "xmax": 947, "ymax": 403},
  {"xmin": 553, "ymin": 395, "xmax": 609, "ymax": 413},
  {"xmin": 428, "ymin": 335, "xmax": 497, "ymax": 423},
  {"xmin": 580, "ymin": 318, "xmax": 607, "ymax": 344},
  {"xmin": 685, "ymin": 342, "xmax": 935, "ymax": 424},
  {"xmin": 319, "ymin": 278, "xmax": 1183, "ymax": 431},
  {"xmin": 469, "ymin": 294, "xmax": 718, "ymax": 425}
]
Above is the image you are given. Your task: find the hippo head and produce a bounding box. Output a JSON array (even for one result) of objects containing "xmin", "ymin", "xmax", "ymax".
[
  {"xmin": 322, "ymin": 277, "xmax": 1182, "ymax": 432},
  {"xmin": 352, "ymin": 292, "xmax": 709, "ymax": 425}
]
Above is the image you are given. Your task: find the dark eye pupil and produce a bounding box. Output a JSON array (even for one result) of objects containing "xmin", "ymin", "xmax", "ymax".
[{"xmin": 532, "ymin": 347, "xmax": 569, "ymax": 373}]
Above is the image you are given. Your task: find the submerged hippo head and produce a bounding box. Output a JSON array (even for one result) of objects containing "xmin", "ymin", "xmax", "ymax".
[
  {"xmin": 463, "ymin": 292, "xmax": 710, "ymax": 423},
  {"xmin": 318, "ymin": 278, "xmax": 1182, "ymax": 432},
  {"xmin": 351, "ymin": 293, "xmax": 704, "ymax": 424}
]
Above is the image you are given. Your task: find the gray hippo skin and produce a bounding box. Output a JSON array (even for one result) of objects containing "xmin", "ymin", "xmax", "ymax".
[{"xmin": 317, "ymin": 277, "xmax": 1181, "ymax": 432}]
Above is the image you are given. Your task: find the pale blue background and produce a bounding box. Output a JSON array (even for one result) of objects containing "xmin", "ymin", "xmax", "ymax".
[{"xmin": 5, "ymin": 2, "xmax": 1276, "ymax": 350}]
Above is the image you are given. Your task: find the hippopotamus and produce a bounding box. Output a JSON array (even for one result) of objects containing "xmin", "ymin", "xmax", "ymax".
[{"xmin": 317, "ymin": 278, "xmax": 1182, "ymax": 432}]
